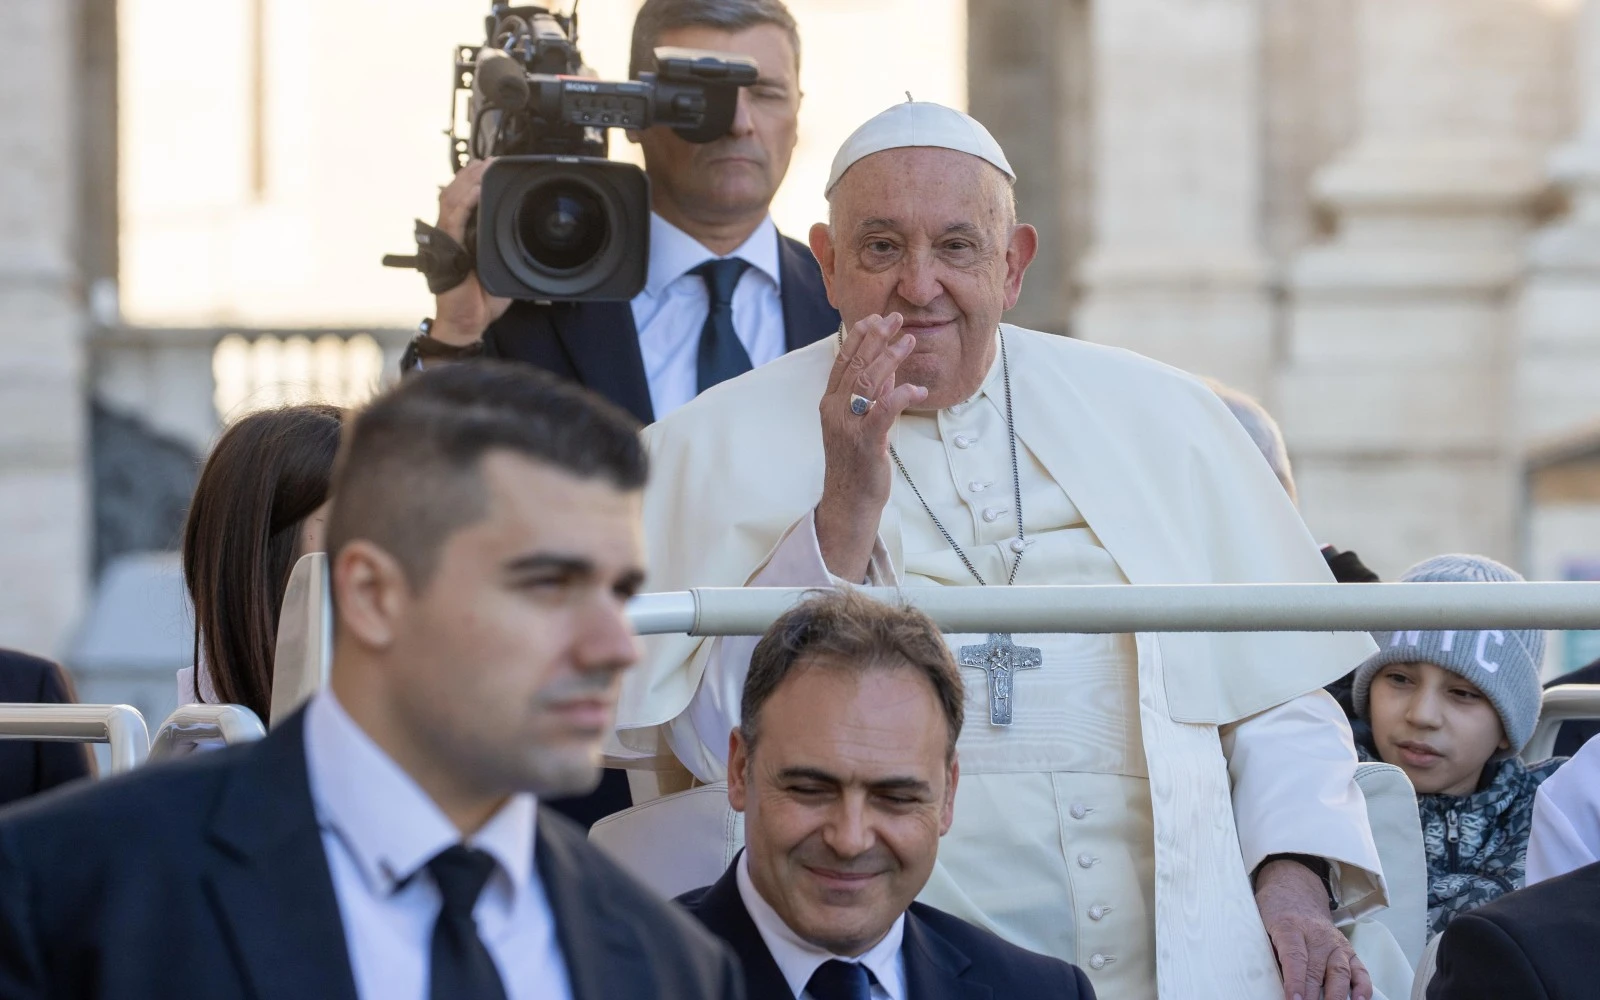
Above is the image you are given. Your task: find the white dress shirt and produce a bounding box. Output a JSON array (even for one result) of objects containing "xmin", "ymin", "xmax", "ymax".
[
  {"xmin": 735, "ymin": 851, "xmax": 905, "ymax": 1000},
  {"xmin": 632, "ymin": 213, "xmax": 786, "ymax": 419},
  {"xmin": 304, "ymin": 691, "xmax": 573, "ymax": 1000}
]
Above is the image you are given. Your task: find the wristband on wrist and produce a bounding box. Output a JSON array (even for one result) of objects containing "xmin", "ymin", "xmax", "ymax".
[
  {"xmin": 1253, "ymin": 853, "xmax": 1338, "ymax": 912},
  {"xmin": 399, "ymin": 318, "xmax": 486, "ymax": 373}
]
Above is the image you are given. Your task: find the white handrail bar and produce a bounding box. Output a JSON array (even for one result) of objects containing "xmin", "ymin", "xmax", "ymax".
[
  {"xmin": 1525, "ymin": 684, "xmax": 1600, "ymax": 762},
  {"xmin": 627, "ymin": 582, "xmax": 1600, "ymax": 636},
  {"xmin": 0, "ymin": 704, "xmax": 150, "ymax": 774},
  {"xmin": 149, "ymin": 704, "xmax": 267, "ymax": 760}
]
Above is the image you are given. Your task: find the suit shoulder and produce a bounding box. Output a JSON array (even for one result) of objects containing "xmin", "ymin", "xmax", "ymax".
[
  {"xmin": 0, "ymin": 744, "xmax": 250, "ymax": 873},
  {"xmin": 0, "ymin": 649, "xmax": 62, "ymax": 701},
  {"xmin": 907, "ymin": 902, "xmax": 1089, "ymax": 990}
]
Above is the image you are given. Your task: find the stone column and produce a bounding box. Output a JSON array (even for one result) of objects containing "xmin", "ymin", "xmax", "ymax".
[
  {"xmin": 1074, "ymin": 0, "xmax": 1275, "ymax": 395},
  {"xmin": 967, "ymin": 0, "xmax": 1091, "ymax": 337},
  {"xmin": 1282, "ymin": 0, "xmax": 1571, "ymax": 577},
  {"xmin": 1519, "ymin": 0, "xmax": 1600, "ymax": 446},
  {"xmin": 0, "ymin": 0, "xmax": 90, "ymax": 656}
]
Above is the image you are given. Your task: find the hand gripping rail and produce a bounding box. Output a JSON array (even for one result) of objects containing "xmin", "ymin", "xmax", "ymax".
[
  {"xmin": 626, "ymin": 581, "xmax": 1600, "ymax": 636},
  {"xmin": 0, "ymin": 704, "xmax": 149, "ymax": 774},
  {"xmin": 149, "ymin": 704, "xmax": 267, "ymax": 760}
]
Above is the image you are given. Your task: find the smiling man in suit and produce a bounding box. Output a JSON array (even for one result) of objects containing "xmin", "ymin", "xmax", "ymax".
[
  {"xmin": 411, "ymin": 0, "xmax": 838, "ymax": 427},
  {"xmin": 0, "ymin": 363, "xmax": 741, "ymax": 1000},
  {"xmin": 677, "ymin": 590, "xmax": 1094, "ymax": 1000}
]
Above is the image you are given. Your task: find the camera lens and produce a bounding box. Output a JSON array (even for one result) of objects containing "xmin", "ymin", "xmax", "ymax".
[{"xmin": 513, "ymin": 181, "xmax": 608, "ymax": 272}]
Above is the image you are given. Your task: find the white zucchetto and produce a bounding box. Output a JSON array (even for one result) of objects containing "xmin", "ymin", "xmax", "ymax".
[{"xmin": 824, "ymin": 100, "xmax": 1017, "ymax": 196}]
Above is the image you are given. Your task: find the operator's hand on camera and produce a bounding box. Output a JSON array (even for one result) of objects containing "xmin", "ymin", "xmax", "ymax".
[
  {"xmin": 431, "ymin": 159, "xmax": 512, "ymax": 347},
  {"xmin": 815, "ymin": 313, "xmax": 928, "ymax": 583}
]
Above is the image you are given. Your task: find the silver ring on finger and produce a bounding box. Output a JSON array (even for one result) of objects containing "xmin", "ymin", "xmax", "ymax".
[{"xmin": 849, "ymin": 394, "xmax": 875, "ymax": 416}]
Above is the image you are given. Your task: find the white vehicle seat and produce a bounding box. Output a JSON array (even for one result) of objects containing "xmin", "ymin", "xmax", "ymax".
[{"xmin": 589, "ymin": 782, "xmax": 742, "ymax": 899}]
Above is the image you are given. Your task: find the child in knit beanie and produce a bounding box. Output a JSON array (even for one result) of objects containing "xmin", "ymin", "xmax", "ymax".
[{"xmin": 1352, "ymin": 553, "xmax": 1565, "ymax": 937}]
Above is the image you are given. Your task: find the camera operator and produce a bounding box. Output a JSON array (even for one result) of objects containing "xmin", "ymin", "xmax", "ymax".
[{"xmin": 411, "ymin": 0, "xmax": 839, "ymax": 426}]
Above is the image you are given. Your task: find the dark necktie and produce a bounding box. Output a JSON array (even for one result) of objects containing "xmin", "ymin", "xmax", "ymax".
[
  {"xmin": 806, "ymin": 959, "xmax": 873, "ymax": 1000},
  {"xmin": 691, "ymin": 257, "xmax": 754, "ymax": 393},
  {"xmin": 426, "ymin": 845, "xmax": 510, "ymax": 1000}
]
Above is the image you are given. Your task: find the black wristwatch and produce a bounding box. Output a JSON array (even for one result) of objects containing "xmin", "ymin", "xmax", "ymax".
[
  {"xmin": 1254, "ymin": 853, "xmax": 1338, "ymax": 912},
  {"xmin": 399, "ymin": 318, "xmax": 487, "ymax": 373}
]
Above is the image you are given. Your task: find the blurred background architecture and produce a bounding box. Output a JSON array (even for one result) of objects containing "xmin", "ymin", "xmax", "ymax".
[{"xmin": 5, "ymin": 0, "xmax": 1600, "ymax": 720}]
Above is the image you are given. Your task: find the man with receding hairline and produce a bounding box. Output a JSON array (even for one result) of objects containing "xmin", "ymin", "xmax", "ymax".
[
  {"xmin": 619, "ymin": 102, "xmax": 1412, "ymax": 999},
  {"xmin": 677, "ymin": 589, "xmax": 1094, "ymax": 999},
  {"xmin": 0, "ymin": 362, "xmax": 743, "ymax": 1000}
]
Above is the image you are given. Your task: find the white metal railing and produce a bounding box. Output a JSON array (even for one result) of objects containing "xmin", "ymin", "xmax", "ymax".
[
  {"xmin": 627, "ymin": 582, "xmax": 1600, "ymax": 636},
  {"xmin": 1525, "ymin": 684, "xmax": 1600, "ymax": 761},
  {"xmin": 148, "ymin": 704, "xmax": 267, "ymax": 760},
  {"xmin": 0, "ymin": 704, "xmax": 150, "ymax": 774}
]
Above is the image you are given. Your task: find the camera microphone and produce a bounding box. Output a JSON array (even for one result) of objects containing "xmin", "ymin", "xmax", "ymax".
[{"xmin": 475, "ymin": 48, "xmax": 530, "ymax": 111}]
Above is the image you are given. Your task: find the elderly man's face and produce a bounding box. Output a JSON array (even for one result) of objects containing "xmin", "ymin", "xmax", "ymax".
[
  {"xmin": 728, "ymin": 659, "xmax": 958, "ymax": 956},
  {"xmin": 810, "ymin": 147, "xmax": 1037, "ymax": 409}
]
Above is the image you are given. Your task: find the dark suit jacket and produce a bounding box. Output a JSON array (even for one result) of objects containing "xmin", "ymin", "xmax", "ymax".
[
  {"xmin": 1426, "ymin": 860, "xmax": 1600, "ymax": 999},
  {"xmin": 0, "ymin": 709, "xmax": 743, "ymax": 1000},
  {"xmin": 485, "ymin": 231, "xmax": 840, "ymax": 425},
  {"xmin": 676, "ymin": 859, "xmax": 1095, "ymax": 1000},
  {"xmin": 0, "ymin": 650, "xmax": 92, "ymax": 808}
]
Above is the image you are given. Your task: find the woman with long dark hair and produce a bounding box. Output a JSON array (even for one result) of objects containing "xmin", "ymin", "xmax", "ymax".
[{"xmin": 179, "ymin": 404, "xmax": 343, "ymax": 723}]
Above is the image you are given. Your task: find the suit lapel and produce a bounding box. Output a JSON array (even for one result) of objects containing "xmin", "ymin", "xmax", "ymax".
[
  {"xmin": 202, "ymin": 710, "xmax": 359, "ymax": 1000},
  {"xmin": 550, "ymin": 301, "xmax": 656, "ymax": 424},
  {"xmin": 688, "ymin": 861, "xmax": 795, "ymax": 999},
  {"xmin": 537, "ymin": 812, "xmax": 659, "ymax": 1000},
  {"xmin": 777, "ymin": 234, "xmax": 841, "ymax": 353},
  {"xmin": 901, "ymin": 909, "xmax": 991, "ymax": 1000}
]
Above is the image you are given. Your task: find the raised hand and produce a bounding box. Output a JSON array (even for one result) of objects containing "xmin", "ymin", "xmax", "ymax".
[{"xmin": 815, "ymin": 312, "xmax": 929, "ymax": 581}]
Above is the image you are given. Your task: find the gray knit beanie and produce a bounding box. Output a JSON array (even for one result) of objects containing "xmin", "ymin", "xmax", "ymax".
[{"xmin": 1352, "ymin": 554, "xmax": 1545, "ymax": 758}]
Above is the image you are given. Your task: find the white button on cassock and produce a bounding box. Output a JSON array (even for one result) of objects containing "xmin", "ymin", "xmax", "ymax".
[
  {"xmin": 968, "ymin": 480, "xmax": 992, "ymax": 493},
  {"xmin": 1070, "ymin": 802, "xmax": 1088, "ymax": 820},
  {"xmin": 954, "ymin": 435, "xmax": 975, "ymax": 449},
  {"xmin": 1077, "ymin": 853, "xmax": 1097, "ymax": 869},
  {"xmin": 1089, "ymin": 954, "xmax": 1113, "ymax": 970},
  {"xmin": 982, "ymin": 507, "xmax": 1007, "ymax": 523},
  {"xmin": 1088, "ymin": 905, "xmax": 1107, "ymax": 921}
]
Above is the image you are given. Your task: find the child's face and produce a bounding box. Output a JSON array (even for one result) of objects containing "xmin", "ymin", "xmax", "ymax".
[{"xmin": 1369, "ymin": 661, "xmax": 1509, "ymax": 796}]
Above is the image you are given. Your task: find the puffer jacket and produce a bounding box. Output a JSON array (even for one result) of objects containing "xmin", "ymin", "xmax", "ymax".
[{"xmin": 1359, "ymin": 746, "xmax": 1564, "ymax": 936}]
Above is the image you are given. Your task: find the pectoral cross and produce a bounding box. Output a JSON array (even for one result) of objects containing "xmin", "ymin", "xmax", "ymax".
[{"xmin": 958, "ymin": 633, "xmax": 1043, "ymax": 726}]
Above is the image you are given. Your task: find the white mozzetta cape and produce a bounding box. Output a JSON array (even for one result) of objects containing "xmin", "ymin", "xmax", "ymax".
[
  {"xmin": 622, "ymin": 325, "xmax": 1375, "ymax": 733},
  {"xmin": 621, "ymin": 324, "xmax": 1391, "ymax": 997}
]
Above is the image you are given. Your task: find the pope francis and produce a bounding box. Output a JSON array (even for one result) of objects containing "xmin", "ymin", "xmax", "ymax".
[{"xmin": 616, "ymin": 101, "xmax": 1396, "ymax": 1000}]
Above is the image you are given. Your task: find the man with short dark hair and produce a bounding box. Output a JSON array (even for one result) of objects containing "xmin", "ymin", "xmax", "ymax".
[
  {"xmin": 0, "ymin": 363, "xmax": 743, "ymax": 1000},
  {"xmin": 414, "ymin": 0, "xmax": 837, "ymax": 427},
  {"xmin": 677, "ymin": 589, "xmax": 1094, "ymax": 999}
]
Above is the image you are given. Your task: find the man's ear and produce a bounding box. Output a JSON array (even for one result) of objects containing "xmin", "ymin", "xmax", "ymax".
[
  {"xmin": 939, "ymin": 752, "xmax": 960, "ymax": 836},
  {"xmin": 808, "ymin": 222, "xmax": 840, "ymax": 308},
  {"xmin": 727, "ymin": 728, "xmax": 750, "ymax": 813},
  {"xmin": 331, "ymin": 540, "xmax": 410, "ymax": 651},
  {"xmin": 1002, "ymin": 223, "xmax": 1039, "ymax": 311}
]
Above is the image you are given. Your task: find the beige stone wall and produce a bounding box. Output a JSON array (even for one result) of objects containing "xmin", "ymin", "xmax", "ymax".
[{"xmin": 0, "ymin": 0, "xmax": 90, "ymax": 656}]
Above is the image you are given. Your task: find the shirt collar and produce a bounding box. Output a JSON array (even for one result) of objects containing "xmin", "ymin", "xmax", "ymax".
[
  {"xmin": 643, "ymin": 212, "xmax": 781, "ymax": 299},
  {"xmin": 304, "ymin": 690, "xmax": 537, "ymax": 898},
  {"xmin": 735, "ymin": 851, "xmax": 905, "ymax": 1000}
]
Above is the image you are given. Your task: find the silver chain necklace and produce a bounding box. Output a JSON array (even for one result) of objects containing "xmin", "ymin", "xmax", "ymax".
[{"xmin": 888, "ymin": 330, "xmax": 1026, "ymax": 586}]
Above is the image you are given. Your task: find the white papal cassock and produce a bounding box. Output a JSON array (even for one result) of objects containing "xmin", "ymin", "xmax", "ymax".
[{"xmin": 614, "ymin": 325, "xmax": 1399, "ymax": 998}]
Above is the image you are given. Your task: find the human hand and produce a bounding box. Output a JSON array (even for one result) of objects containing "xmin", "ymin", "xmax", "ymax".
[
  {"xmin": 814, "ymin": 313, "xmax": 928, "ymax": 581},
  {"xmin": 431, "ymin": 158, "xmax": 512, "ymax": 346},
  {"xmin": 1255, "ymin": 859, "xmax": 1371, "ymax": 1000}
]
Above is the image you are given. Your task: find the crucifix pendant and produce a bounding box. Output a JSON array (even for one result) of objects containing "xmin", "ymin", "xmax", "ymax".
[{"xmin": 958, "ymin": 633, "xmax": 1043, "ymax": 726}]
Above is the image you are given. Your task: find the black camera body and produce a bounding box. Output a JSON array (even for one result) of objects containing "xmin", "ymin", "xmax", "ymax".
[{"xmin": 454, "ymin": 5, "xmax": 757, "ymax": 301}]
